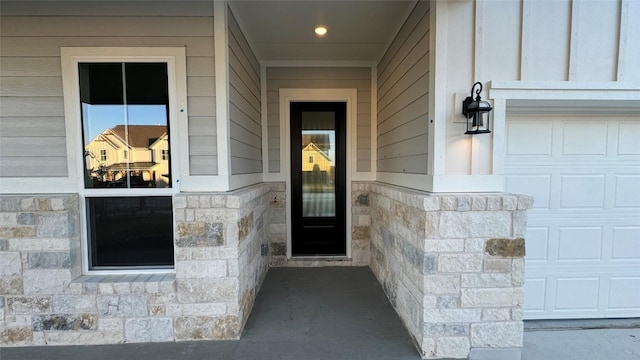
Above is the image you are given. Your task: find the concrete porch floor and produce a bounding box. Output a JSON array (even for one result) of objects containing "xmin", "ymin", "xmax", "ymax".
[
  {"xmin": 2, "ymin": 267, "xmax": 421, "ymax": 360},
  {"xmin": 2, "ymin": 267, "xmax": 639, "ymax": 360}
]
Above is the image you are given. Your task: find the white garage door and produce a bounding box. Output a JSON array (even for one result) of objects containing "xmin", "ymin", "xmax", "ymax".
[{"xmin": 505, "ymin": 114, "xmax": 640, "ymax": 319}]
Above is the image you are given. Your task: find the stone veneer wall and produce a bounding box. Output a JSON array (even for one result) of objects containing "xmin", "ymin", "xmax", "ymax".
[
  {"xmin": 269, "ymin": 182, "xmax": 370, "ymax": 267},
  {"xmin": 0, "ymin": 183, "xmax": 272, "ymax": 346},
  {"xmin": 370, "ymin": 183, "xmax": 532, "ymax": 360}
]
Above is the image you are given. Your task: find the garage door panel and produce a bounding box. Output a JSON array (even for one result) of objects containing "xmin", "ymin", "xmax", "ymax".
[
  {"xmin": 557, "ymin": 227, "xmax": 603, "ymax": 261},
  {"xmin": 615, "ymin": 175, "xmax": 640, "ymax": 208},
  {"xmin": 506, "ymin": 174, "xmax": 551, "ymax": 209},
  {"xmin": 562, "ymin": 122, "xmax": 608, "ymax": 155},
  {"xmin": 528, "ymin": 216, "xmax": 638, "ymax": 265},
  {"xmin": 611, "ymin": 226, "xmax": 640, "ymax": 260},
  {"xmin": 617, "ymin": 122, "xmax": 640, "ymax": 155},
  {"xmin": 608, "ymin": 277, "xmax": 640, "ymax": 309},
  {"xmin": 555, "ymin": 277, "xmax": 600, "ymax": 310},
  {"xmin": 523, "ymin": 278, "xmax": 547, "ymax": 313},
  {"xmin": 507, "ymin": 114, "xmax": 640, "ymax": 319},
  {"xmin": 506, "ymin": 121, "xmax": 553, "ymax": 155},
  {"xmin": 559, "ymin": 174, "xmax": 606, "ymax": 209},
  {"xmin": 525, "ymin": 227, "xmax": 550, "ymax": 261}
]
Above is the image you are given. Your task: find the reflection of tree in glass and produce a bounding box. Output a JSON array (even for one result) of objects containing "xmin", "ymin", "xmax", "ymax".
[{"xmin": 94, "ymin": 164, "xmax": 108, "ymax": 182}]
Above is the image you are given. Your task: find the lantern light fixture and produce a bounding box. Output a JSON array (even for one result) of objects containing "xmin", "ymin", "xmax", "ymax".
[{"xmin": 462, "ymin": 81, "xmax": 492, "ymax": 134}]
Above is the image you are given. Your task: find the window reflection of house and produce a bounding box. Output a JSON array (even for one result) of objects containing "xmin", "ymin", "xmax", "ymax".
[
  {"xmin": 85, "ymin": 125, "xmax": 170, "ymax": 188},
  {"xmin": 302, "ymin": 142, "xmax": 331, "ymax": 173},
  {"xmin": 302, "ymin": 142, "xmax": 334, "ymax": 191}
]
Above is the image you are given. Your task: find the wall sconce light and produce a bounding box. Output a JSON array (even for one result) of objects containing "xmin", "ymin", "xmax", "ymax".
[{"xmin": 462, "ymin": 82, "xmax": 492, "ymax": 134}]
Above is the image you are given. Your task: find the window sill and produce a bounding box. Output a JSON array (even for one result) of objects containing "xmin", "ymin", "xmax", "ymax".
[
  {"xmin": 73, "ymin": 273, "xmax": 175, "ymax": 283},
  {"xmin": 70, "ymin": 273, "xmax": 176, "ymax": 295}
]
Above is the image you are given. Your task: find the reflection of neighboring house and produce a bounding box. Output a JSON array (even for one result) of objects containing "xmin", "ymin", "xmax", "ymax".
[
  {"xmin": 302, "ymin": 142, "xmax": 331, "ymax": 173},
  {"xmin": 85, "ymin": 125, "xmax": 169, "ymax": 186}
]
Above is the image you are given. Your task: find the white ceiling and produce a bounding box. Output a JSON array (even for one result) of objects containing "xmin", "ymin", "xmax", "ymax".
[{"xmin": 229, "ymin": 0, "xmax": 417, "ymax": 62}]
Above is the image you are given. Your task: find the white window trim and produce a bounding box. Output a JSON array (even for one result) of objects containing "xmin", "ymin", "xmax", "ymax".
[
  {"xmin": 61, "ymin": 47, "xmax": 188, "ymax": 275},
  {"xmin": 279, "ymin": 88, "xmax": 356, "ymax": 259}
]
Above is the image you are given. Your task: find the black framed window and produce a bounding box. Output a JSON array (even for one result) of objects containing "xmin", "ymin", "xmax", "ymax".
[{"xmin": 86, "ymin": 197, "xmax": 173, "ymax": 268}]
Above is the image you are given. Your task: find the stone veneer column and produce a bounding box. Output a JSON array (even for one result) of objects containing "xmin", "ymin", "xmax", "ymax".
[
  {"xmin": 268, "ymin": 183, "xmax": 287, "ymax": 266},
  {"xmin": 351, "ymin": 182, "xmax": 372, "ymax": 266},
  {"xmin": 369, "ymin": 183, "xmax": 532, "ymax": 360},
  {"xmin": 172, "ymin": 183, "xmax": 271, "ymax": 341}
]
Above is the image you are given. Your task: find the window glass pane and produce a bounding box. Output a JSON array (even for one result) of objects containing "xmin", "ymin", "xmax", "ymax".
[
  {"xmin": 87, "ymin": 196, "xmax": 174, "ymax": 268},
  {"xmin": 79, "ymin": 63, "xmax": 170, "ymax": 189},
  {"xmin": 301, "ymin": 111, "xmax": 336, "ymax": 217}
]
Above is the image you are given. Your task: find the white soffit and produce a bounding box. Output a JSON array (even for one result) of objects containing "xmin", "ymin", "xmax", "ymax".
[{"xmin": 229, "ymin": 0, "xmax": 416, "ymax": 62}]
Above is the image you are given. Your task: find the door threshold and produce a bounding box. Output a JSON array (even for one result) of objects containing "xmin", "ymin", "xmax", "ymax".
[{"xmin": 290, "ymin": 256, "xmax": 351, "ymax": 261}]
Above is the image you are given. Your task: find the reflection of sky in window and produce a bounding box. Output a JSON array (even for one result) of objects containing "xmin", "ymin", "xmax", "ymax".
[
  {"xmin": 303, "ymin": 130, "xmax": 335, "ymax": 165},
  {"xmin": 83, "ymin": 104, "xmax": 167, "ymax": 143}
]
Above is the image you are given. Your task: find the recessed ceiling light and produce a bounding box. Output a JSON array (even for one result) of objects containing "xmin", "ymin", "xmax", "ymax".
[{"xmin": 314, "ymin": 25, "xmax": 328, "ymax": 36}]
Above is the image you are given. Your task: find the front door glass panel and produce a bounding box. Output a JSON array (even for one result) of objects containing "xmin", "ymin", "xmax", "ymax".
[{"xmin": 301, "ymin": 111, "xmax": 336, "ymax": 217}]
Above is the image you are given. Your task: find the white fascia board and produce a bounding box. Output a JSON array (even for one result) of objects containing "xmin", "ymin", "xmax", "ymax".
[
  {"xmin": 376, "ymin": 173, "xmax": 434, "ymax": 192},
  {"xmin": 263, "ymin": 173, "xmax": 285, "ymax": 182},
  {"xmin": 178, "ymin": 175, "xmax": 229, "ymax": 192},
  {"xmin": 490, "ymin": 81, "xmax": 640, "ymax": 100},
  {"xmin": 179, "ymin": 174, "xmax": 264, "ymax": 192},
  {"xmin": 228, "ymin": 173, "xmax": 263, "ymax": 191},
  {"xmin": 431, "ymin": 175, "xmax": 504, "ymax": 193},
  {"xmin": 352, "ymin": 172, "xmax": 376, "ymax": 182},
  {"xmin": 375, "ymin": 173, "xmax": 505, "ymax": 193}
]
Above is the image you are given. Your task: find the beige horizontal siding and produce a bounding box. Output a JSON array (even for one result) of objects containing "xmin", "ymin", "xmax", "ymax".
[
  {"xmin": 1, "ymin": 37, "xmax": 215, "ymax": 58},
  {"xmin": 0, "ymin": 157, "xmax": 68, "ymax": 178},
  {"xmin": 228, "ymin": 8, "xmax": 262, "ymax": 175},
  {"xmin": 377, "ymin": 1, "xmax": 430, "ymax": 175},
  {"xmin": 0, "ymin": 1, "xmax": 219, "ymax": 179},
  {"xmin": 0, "ymin": 117, "xmax": 66, "ymax": 137},
  {"xmin": 1, "ymin": 17, "xmax": 214, "ymax": 37},
  {"xmin": 0, "ymin": 57, "xmax": 62, "ymax": 77},
  {"xmin": 266, "ymin": 67, "xmax": 372, "ymax": 173},
  {"xmin": 1, "ymin": 1, "xmax": 214, "ymax": 16}
]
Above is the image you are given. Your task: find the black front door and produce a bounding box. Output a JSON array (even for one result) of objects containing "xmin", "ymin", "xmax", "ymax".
[{"xmin": 290, "ymin": 102, "xmax": 346, "ymax": 256}]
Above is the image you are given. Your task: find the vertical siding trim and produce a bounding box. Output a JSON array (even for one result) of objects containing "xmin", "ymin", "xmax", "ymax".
[
  {"xmin": 474, "ymin": 0, "xmax": 483, "ymax": 82},
  {"xmin": 617, "ymin": 0, "xmax": 633, "ymax": 81},
  {"xmin": 568, "ymin": 0, "xmax": 580, "ymax": 81},
  {"xmin": 370, "ymin": 67, "xmax": 378, "ymax": 176},
  {"xmin": 214, "ymin": 1, "xmax": 230, "ymax": 180},
  {"xmin": 261, "ymin": 64, "xmax": 273, "ymax": 178},
  {"xmin": 431, "ymin": 1, "xmax": 445, "ymax": 176},
  {"xmin": 491, "ymin": 97, "xmax": 507, "ymax": 177},
  {"xmin": 521, "ymin": 0, "xmax": 531, "ymax": 80}
]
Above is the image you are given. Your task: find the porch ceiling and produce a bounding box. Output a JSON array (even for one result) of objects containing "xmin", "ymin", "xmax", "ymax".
[{"xmin": 229, "ymin": 0, "xmax": 417, "ymax": 62}]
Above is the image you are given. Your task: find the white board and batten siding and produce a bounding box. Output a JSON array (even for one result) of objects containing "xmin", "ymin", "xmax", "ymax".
[
  {"xmin": 505, "ymin": 114, "xmax": 640, "ymax": 319},
  {"xmin": 0, "ymin": 1, "xmax": 218, "ymax": 179},
  {"xmin": 477, "ymin": 0, "xmax": 638, "ymax": 82},
  {"xmin": 265, "ymin": 67, "xmax": 372, "ymax": 174},
  {"xmin": 478, "ymin": 0, "xmax": 640, "ymax": 320},
  {"xmin": 376, "ymin": 0, "xmax": 429, "ymax": 175},
  {"xmin": 228, "ymin": 9, "xmax": 262, "ymax": 175}
]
